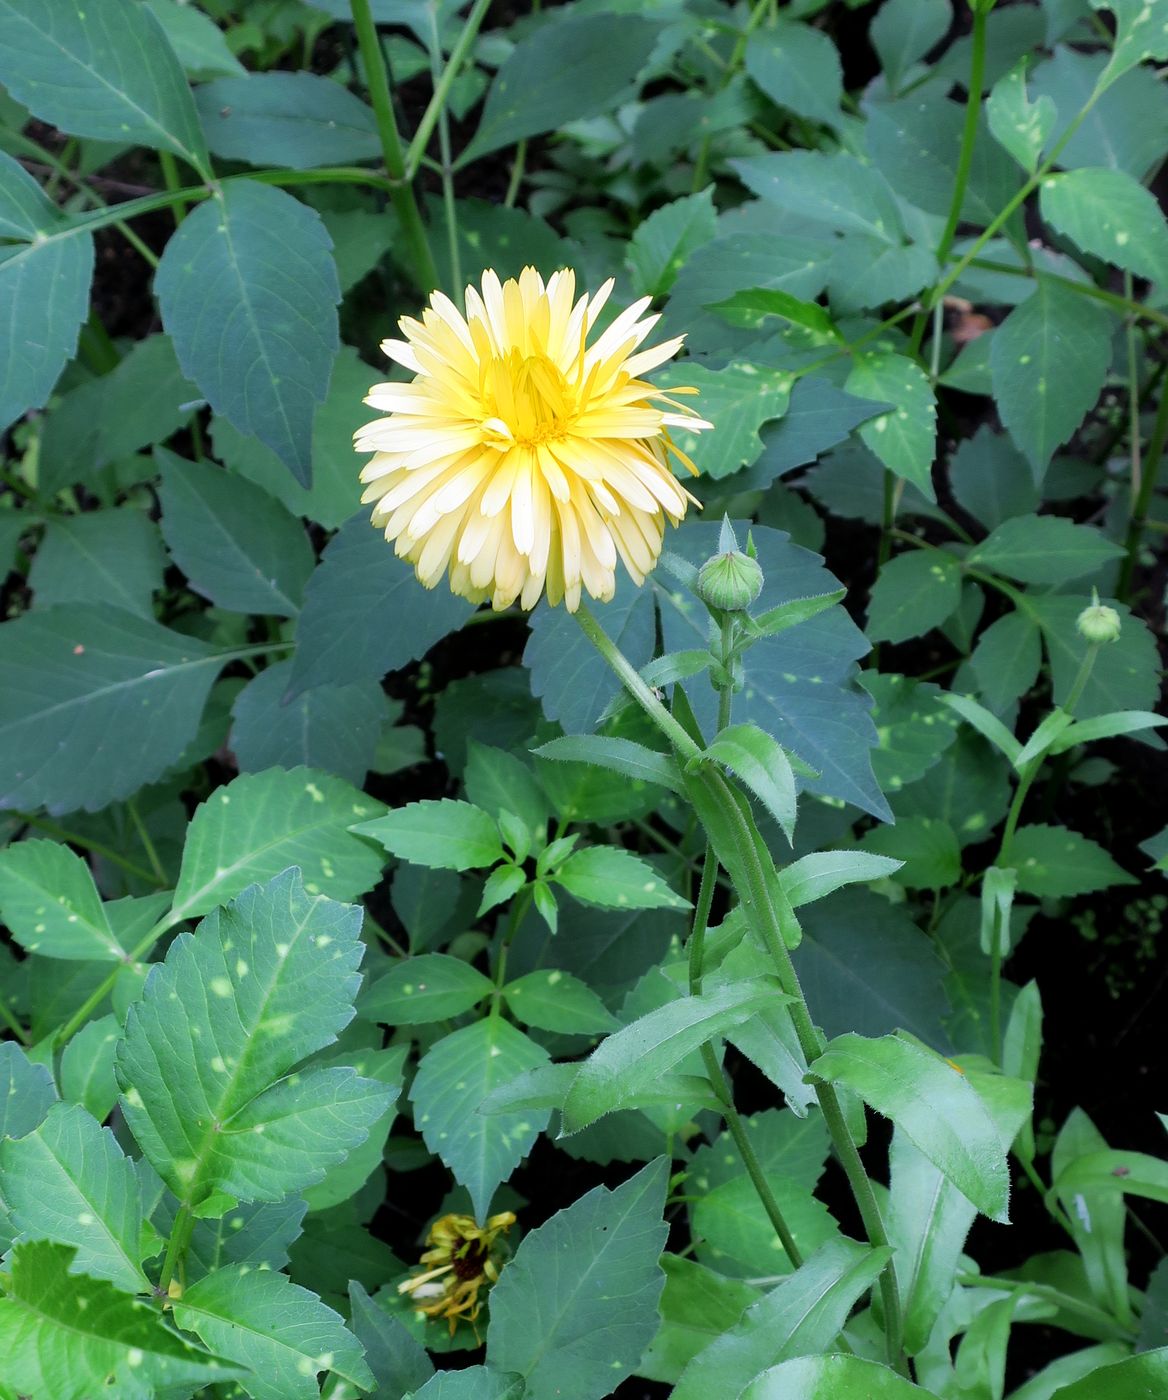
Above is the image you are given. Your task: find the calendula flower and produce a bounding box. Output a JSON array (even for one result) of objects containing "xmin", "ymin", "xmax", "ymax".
[
  {"xmin": 397, "ymin": 1210, "xmax": 516, "ymax": 1335},
  {"xmin": 356, "ymin": 267, "xmax": 711, "ymax": 611}
]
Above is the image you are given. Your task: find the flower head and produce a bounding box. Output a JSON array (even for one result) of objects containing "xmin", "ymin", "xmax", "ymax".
[
  {"xmin": 356, "ymin": 268, "xmax": 710, "ymax": 611},
  {"xmin": 397, "ymin": 1210, "xmax": 516, "ymax": 1335},
  {"xmin": 1076, "ymin": 589, "xmax": 1122, "ymax": 644}
]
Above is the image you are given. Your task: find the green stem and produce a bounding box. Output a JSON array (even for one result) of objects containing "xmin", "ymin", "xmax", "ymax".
[
  {"xmin": 966, "ymin": 256, "xmax": 1168, "ymax": 332},
  {"xmin": 158, "ymin": 150, "xmax": 187, "ymax": 226},
  {"xmin": 1123, "ymin": 271, "xmax": 1143, "ymax": 506},
  {"xmin": 934, "ymin": 3, "xmax": 988, "ymax": 272},
  {"xmin": 128, "ymin": 798, "xmax": 168, "ymax": 886},
  {"xmin": 492, "ymin": 886, "xmax": 533, "ymax": 1005},
  {"xmin": 1061, "ymin": 641, "xmax": 1101, "ymax": 718},
  {"xmin": 349, "ymin": 0, "xmax": 440, "ymax": 292},
  {"xmin": 158, "ymin": 1203, "xmax": 194, "ymax": 1294},
  {"xmin": 17, "ymin": 812, "xmax": 163, "ymax": 886},
  {"xmin": 54, "ymin": 910, "xmax": 182, "ymax": 1050},
  {"xmin": 504, "ymin": 139, "xmax": 527, "ymax": 208},
  {"xmin": 956, "ymin": 1271, "xmax": 1136, "ymax": 1340},
  {"xmin": 426, "ymin": 26, "xmax": 462, "ymax": 299},
  {"xmin": 0, "ymin": 994, "xmax": 29, "ymax": 1046},
  {"xmin": 1119, "ymin": 379, "xmax": 1168, "ymax": 600},
  {"xmin": 407, "ymin": 0, "xmax": 494, "ymax": 178}
]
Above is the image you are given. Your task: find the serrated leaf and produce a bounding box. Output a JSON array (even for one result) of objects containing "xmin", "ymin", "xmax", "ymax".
[
  {"xmin": 671, "ymin": 360, "xmax": 793, "ymax": 480},
  {"xmin": 704, "ymin": 725, "xmax": 797, "ymax": 842},
  {"xmin": 356, "ymin": 799, "xmax": 503, "ymax": 872},
  {"xmin": 184, "ymin": 1198, "xmax": 306, "ymax": 1281},
  {"xmin": 870, "ymin": 0, "xmax": 952, "ymax": 93},
  {"xmin": 465, "ymin": 743, "xmax": 547, "ymax": 849},
  {"xmin": 810, "ymin": 1032, "xmax": 1011, "ymax": 1221},
  {"xmin": 971, "ymin": 611, "xmax": 1043, "ymax": 712},
  {"xmin": 0, "ymin": 1103, "xmax": 152, "ymax": 1293},
  {"xmin": 857, "ymin": 816, "xmax": 961, "ymax": 890},
  {"xmin": 349, "ymin": 1280, "xmax": 436, "ymax": 1398},
  {"xmin": 827, "ymin": 234, "xmax": 938, "ymax": 315},
  {"xmin": 0, "ymin": 839, "xmax": 121, "ymax": 961},
  {"xmin": 410, "ymin": 1018, "xmax": 549, "ymax": 1219},
  {"xmin": 627, "ymin": 188, "xmax": 716, "ymax": 298},
  {"xmin": 502, "ymin": 969, "xmax": 619, "ymax": 1034},
  {"xmin": 0, "ymin": 1240, "xmax": 235, "ymax": 1400},
  {"xmin": 1041, "ymin": 165, "xmax": 1168, "ymax": 281},
  {"xmin": 172, "ymin": 766, "xmax": 385, "ymax": 920},
  {"xmin": 118, "ymin": 869, "xmax": 391, "ymax": 1205},
  {"xmin": 846, "ymin": 352, "xmax": 937, "ymax": 499},
  {"xmin": 157, "ymin": 180, "xmax": 339, "ymax": 486},
  {"xmin": 487, "ymin": 1156, "xmax": 669, "ymax": 1400},
  {"xmin": 0, "ymin": 606, "xmax": 224, "ymax": 816},
  {"xmin": 535, "ymin": 735, "xmax": 682, "ymax": 794},
  {"xmin": 1009, "ymin": 824, "xmax": 1135, "ymax": 896},
  {"xmin": 0, "ymin": 1041, "xmax": 58, "ymax": 1140},
  {"xmin": 1032, "ymin": 595, "xmax": 1160, "ymax": 718},
  {"xmin": 195, "ymin": 72, "xmax": 379, "ymax": 169},
  {"xmin": 59, "ymin": 1014, "xmax": 121, "ymax": 1123},
  {"xmin": 29, "ymin": 510, "xmax": 166, "ymax": 618},
  {"xmin": 988, "ymin": 61, "xmax": 1057, "ymax": 172},
  {"xmin": 740, "ymin": 1353, "xmax": 943, "ymax": 1398},
  {"xmin": 990, "ymin": 277, "xmax": 1112, "ymax": 479},
  {"xmin": 1091, "ymin": 0, "xmax": 1168, "ymax": 88},
  {"xmin": 969, "ymin": 514, "xmax": 1126, "ymax": 584},
  {"xmin": 867, "ymin": 550, "xmax": 962, "ymax": 644},
  {"xmin": 0, "ymin": 0, "xmax": 209, "ymax": 170},
  {"xmin": 553, "ymin": 845, "xmax": 689, "ymax": 911},
  {"xmin": 363, "ymin": 953, "xmax": 494, "ymax": 1026},
  {"xmin": 745, "ymin": 20, "xmax": 843, "ymax": 129},
  {"xmin": 157, "ymin": 448, "xmax": 314, "ymax": 617},
  {"xmin": 409, "ymin": 1369, "xmax": 526, "ymax": 1400},
  {"xmin": 731, "ymin": 151, "xmax": 904, "ymax": 243}
]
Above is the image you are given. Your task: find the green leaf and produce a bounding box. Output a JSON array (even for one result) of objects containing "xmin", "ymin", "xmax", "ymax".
[
  {"xmin": 172, "ymin": 766, "xmax": 386, "ymax": 921},
  {"xmin": 194, "ymin": 72, "xmax": 379, "ymax": 169},
  {"xmin": 740, "ymin": 1353, "xmax": 943, "ymax": 1398},
  {"xmin": 1009, "ymin": 824, "xmax": 1135, "ymax": 897},
  {"xmin": 672, "ymin": 1239, "xmax": 893, "ymax": 1400},
  {"xmin": 117, "ymin": 869, "xmax": 391, "ymax": 1205},
  {"xmin": 0, "ymin": 1041, "xmax": 58, "ymax": 1140},
  {"xmin": 503, "ymin": 970, "xmax": 619, "ymax": 1035},
  {"xmin": 230, "ymin": 661, "xmax": 388, "ymax": 787},
  {"xmin": 940, "ymin": 692, "xmax": 1023, "ymax": 765},
  {"xmin": 870, "ymin": 0, "xmax": 952, "ymax": 93},
  {"xmin": 553, "ymin": 845, "xmax": 689, "ymax": 911},
  {"xmin": 301, "ymin": 1041, "xmax": 405, "ymax": 1212},
  {"xmin": 969, "ymin": 515, "xmax": 1125, "ymax": 584},
  {"xmin": 0, "ymin": 1240, "xmax": 235, "ymax": 1400},
  {"xmin": 867, "ymin": 551, "xmax": 962, "ymax": 644},
  {"xmin": 486, "ymin": 1157, "xmax": 669, "ymax": 1400},
  {"xmin": 709, "ymin": 288, "xmax": 840, "ymax": 341},
  {"xmin": 1031, "ymin": 595, "xmax": 1161, "ymax": 717},
  {"xmin": 410, "ymin": 1018, "xmax": 549, "ymax": 1219},
  {"xmin": 731, "ymin": 151, "xmax": 904, "ymax": 243},
  {"xmin": 744, "ymin": 21, "xmax": 843, "ymax": 129},
  {"xmin": 356, "ymin": 799, "xmax": 503, "ymax": 873},
  {"xmin": 627, "ymin": 188, "xmax": 717, "ymax": 298},
  {"xmin": 971, "ymin": 611, "xmax": 1043, "ymax": 712},
  {"xmin": 144, "ymin": 0, "xmax": 245, "ymax": 79},
  {"xmin": 1047, "ymin": 1349, "xmax": 1168, "ymax": 1399},
  {"xmin": 856, "ymin": 817, "xmax": 962, "ymax": 890},
  {"xmin": 1091, "ymin": 0, "xmax": 1168, "ymax": 88},
  {"xmin": 157, "ymin": 180, "xmax": 339, "ymax": 487},
  {"xmin": 639, "ymin": 1256, "xmax": 760, "ymax": 1386},
  {"xmin": 409, "ymin": 1369, "xmax": 526, "ymax": 1400},
  {"xmin": 846, "ymin": 352, "xmax": 937, "ymax": 499},
  {"xmin": 59, "ymin": 1014, "xmax": 120, "ymax": 1122},
  {"xmin": 692, "ymin": 1176, "xmax": 837, "ymax": 1278},
  {"xmin": 948, "ymin": 425, "xmax": 1039, "ymax": 531},
  {"xmin": 780, "ymin": 851, "xmax": 905, "ymax": 908},
  {"xmin": 810, "ymin": 1032, "xmax": 1012, "ymax": 1221},
  {"xmin": 0, "ymin": 606, "xmax": 223, "ymax": 816},
  {"xmin": 1049, "ymin": 709, "xmax": 1168, "ymax": 752},
  {"xmin": 534, "ymin": 736, "xmax": 682, "ymax": 795},
  {"xmin": 562, "ymin": 981, "xmax": 783, "ymax": 1133},
  {"xmin": 1041, "ymin": 166, "xmax": 1168, "ymax": 280},
  {"xmin": 988, "ymin": 60, "xmax": 1057, "ymax": 172},
  {"xmin": 703, "ymin": 725, "xmax": 797, "ymax": 842},
  {"xmin": 1051, "ymin": 1109, "xmax": 1130, "ymax": 1327},
  {"xmin": 157, "ymin": 449, "xmax": 314, "ymax": 617},
  {"xmin": 827, "ymin": 235, "xmax": 938, "ymax": 315},
  {"xmin": 461, "ymin": 13, "xmax": 656, "ymax": 162},
  {"xmin": 0, "ymin": 838, "xmax": 120, "ymax": 960},
  {"xmin": 290, "ymin": 513, "xmax": 472, "ymax": 692},
  {"xmin": 174, "ymin": 1264, "xmax": 372, "ymax": 1400},
  {"xmin": 29, "ymin": 510, "xmax": 165, "ymax": 618},
  {"xmin": 991, "ymin": 278, "xmax": 1112, "ymax": 479},
  {"xmin": 0, "ymin": 1103, "xmax": 152, "ymax": 1293},
  {"xmin": 349, "ymin": 1281, "xmax": 436, "ymax": 1399},
  {"xmin": 465, "ymin": 743, "xmax": 547, "ymax": 853},
  {"xmin": 185, "ymin": 1200, "xmax": 306, "ymax": 1281},
  {"xmin": 363, "ymin": 953, "xmax": 494, "ymax": 1026},
  {"xmin": 0, "ymin": 0, "xmax": 208, "ymax": 171},
  {"xmin": 672, "ymin": 360, "xmax": 793, "ymax": 481}
]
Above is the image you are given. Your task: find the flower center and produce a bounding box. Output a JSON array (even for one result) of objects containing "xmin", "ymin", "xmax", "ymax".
[{"xmin": 482, "ymin": 350, "xmax": 575, "ymax": 447}]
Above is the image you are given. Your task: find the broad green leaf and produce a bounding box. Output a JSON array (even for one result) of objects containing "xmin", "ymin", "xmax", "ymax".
[
  {"xmin": 230, "ymin": 661, "xmax": 388, "ymax": 786},
  {"xmin": 751, "ymin": 1355, "xmax": 943, "ymax": 1398},
  {"xmin": 157, "ymin": 449, "xmax": 315, "ymax": 617},
  {"xmin": 780, "ymin": 851, "xmax": 905, "ymax": 908},
  {"xmin": 562, "ymin": 980, "xmax": 783, "ymax": 1133},
  {"xmin": 1052, "ymin": 1109, "xmax": 1131, "ymax": 1326},
  {"xmin": 157, "ymin": 180, "xmax": 339, "ymax": 486},
  {"xmin": 0, "ymin": 1041, "xmax": 58, "ymax": 1139},
  {"xmin": 692, "ymin": 1176, "xmax": 837, "ymax": 1278},
  {"xmin": 363, "ymin": 953, "xmax": 494, "ymax": 1026},
  {"xmin": 991, "ymin": 278, "xmax": 1112, "ymax": 478},
  {"xmin": 1009, "ymin": 824, "xmax": 1135, "ymax": 897},
  {"xmin": 988, "ymin": 60, "xmax": 1057, "ymax": 172},
  {"xmin": 846, "ymin": 353, "xmax": 937, "ymax": 499},
  {"xmin": 349, "ymin": 1281, "xmax": 436, "ymax": 1398},
  {"xmin": 672, "ymin": 360, "xmax": 793, "ymax": 480},
  {"xmin": 1049, "ymin": 1347, "xmax": 1168, "ymax": 1397},
  {"xmin": 1041, "ymin": 166, "xmax": 1168, "ymax": 281},
  {"xmin": 627, "ymin": 188, "xmax": 716, "ymax": 298},
  {"xmin": 810, "ymin": 1032, "xmax": 1011, "ymax": 1220},
  {"xmin": 1053, "ymin": 1149, "xmax": 1168, "ymax": 1204},
  {"xmin": 0, "ymin": 606, "xmax": 224, "ymax": 816},
  {"xmin": 709, "ymin": 288, "xmax": 840, "ymax": 341},
  {"xmin": 174, "ymin": 1264, "xmax": 373, "ymax": 1400},
  {"xmin": 461, "ymin": 13, "xmax": 657, "ymax": 162},
  {"xmin": 672, "ymin": 1239, "xmax": 893, "ymax": 1400},
  {"xmin": 857, "ymin": 816, "xmax": 961, "ymax": 890},
  {"xmin": 867, "ymin": 550, "xmax": 962, "ymax": 644},
  {"xmin": 0, "ymin": 0, "xmax": 208, "ymax": 171},
  {"xmin": 553, "ymin": 845, "xmax": 689, "ymax": 912},
  {"xmin": 870, "ymin": 0, "xmax": 952, "ymax": 93},
  {"xmin": 0, "ymin": 1103, "xmax": 153, "ymax": 1293},
  {"xmin": 290, "ymin": 513, "xmax": 472, "ymax": 693},
  {"xmin": 117, "ymin": 869, "xmax": 391, "ymax": 1205},
  {"xmin": 639, "ymin": 1256, "xmax": 760, "ymax": 1386},
  {"xmin": 184, "ymin": 1200, "xmax": 306, "ymax": 1281},
  {"xmin": 827, "ymin": 234, "xmax": 937, "ymax": 315},
  {"xmin": 410, "ymin": 1018, "xmax": 549, "ymax": 1219},
  {"xmin": 29, "ymin": 510, "xmax": 165, "ymax": 618},
  {"xmin": 59, "ymin": 1015, "xmax": 120, "ymax": 1122},
  {"xmin": 736, "ymin": 378, "xmax": 885, "ymax": 491},
  {"xmin": 302, "ymin": 1041, "xmax": 405, "ymax": 1212},
  {"xmin": 487, "ymin": 1157, "xmax": 669, "ymax": 1400},
  {"xmin": 535, "ymin": 736, "xmax": 682, "ymax": 794},
  {"xmin": 0, "ymin": 152, "xmax": 93, "ymax": 431},
  {"xmin": 356, "ymin": 799, "xmax": 503, "ymax": 873},
  {"xmin": 409, "ymin": 1369, "xmax": 526, "ymax": 1400},
  {"xmin": 195, "ymin": 72, "xmax": 379, "ymax": 168},
  {"xmin": 731, "ymin": 151, "xmax": 904, "ymax": 243},
  {"xmin": 465, "ymin": 743, "xmax": 548, "ymax": 852},
  {"xmin": 1010, "ymin": 1345, "xmax": 1132, "ymax": 1400},
  {"xmin": 744, "ymin": 21, "xmax": 843, "ymax": 129},
  {"xmin": 1032, "ymin": 595, "xmax": 1161, "ymax": 717},
  {"xmin": 948, "ymin": 425, "xmax": 1038, "ymax": 530},
  {"xmin": 703, "ymin": 725, "xmax": 797, "ymax": 842},
  {"xmin": 0, "ymin": 838, "xmax": 120, "ymax": 960},
  {"xmin": 145, "ymin": 0, "xmax": 245, "ymax": 78},
  {"xmin": 971, "ymin": 611, "xmax": 1043, "ymax": 712},
  {"xmin": 969, "ymin": 515, "xmax": 1125, "ymax": 584},
  {"xmin": 1091, "ymin": 0, "xmax": 1168, "ymax": 88},
  {"xmin": 0, "ymin": 1240, "xmax": 234, "ymax": 1400},
  {"xmin": 503, "ymin": 969, "xmax": 619, "ymax": 1035},
  {"xmin": 172, "ymin": 766, "xmax": 385, "ymax": 920}
]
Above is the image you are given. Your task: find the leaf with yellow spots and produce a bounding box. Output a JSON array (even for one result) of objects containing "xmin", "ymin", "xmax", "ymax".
[
  {"xmin": 551, "ymin": 845, "xmax": 690, "ymax": 912},
  {"xmin": 116, "ymin": 868, "xmax": 392, "ymax": 1207},
  {"xmin": 0, "ymin": 838, "xmax": 123, "ymax": 961},
  {"xmin": 845, "ymin": 351, "xmax": 937, "ymax": 500}
]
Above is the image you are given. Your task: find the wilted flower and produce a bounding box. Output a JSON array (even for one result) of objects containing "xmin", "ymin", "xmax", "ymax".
[
  {"xmin": 397, "ymin": 1210, "xmax": 516, "ymax": 1335},
  {"xmin": 356, "ymin": 268, "xmax": 710, "ymax": 611}
]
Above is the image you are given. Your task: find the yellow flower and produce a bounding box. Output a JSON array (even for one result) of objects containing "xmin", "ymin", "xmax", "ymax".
[
  {"xmin": 397, "ymin": 1210, "xmax": 516, "ymax": 1335},
  {"xmin": 356, "ymin": 267, "xmax": 711, "ymax": 611}
]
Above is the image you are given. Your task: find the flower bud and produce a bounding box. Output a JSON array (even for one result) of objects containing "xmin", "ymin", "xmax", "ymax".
[
  {"xmin": 1076, "ymin": 594, "xmax": 1122, "ymax": 644},
  {"xmin": 696, "ymin": 548, "xmax": 764, "ymax": 612}
]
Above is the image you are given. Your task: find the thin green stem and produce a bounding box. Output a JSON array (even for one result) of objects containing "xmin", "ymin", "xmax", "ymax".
[
  {"xmin": 425, "ymin": 23, "xmax": 462, "ymax": 299},
  {"xmin": 54, "ymin": 910, "xmax": 182, "ymax": 1050},
  {"xmin": 934, "ymin": 4, "xmax": 987, "ymax": 271},
  {"xmin": 956, "ymin": 1271, "xmax": 1136, "ymax": 1339},
  {"xmin": 1123, "ymin": 271, "xmax": 1143, "ymax": 504},
  {"xmin": 408, "ymin": 0, "xmax": 493, "ymax": 177},
  {"xmin": 504, "ymin": 139, "xmax": 527, "ymax": 208},
  {"xmin": 158, "ymin": 150, "xmax": 187, "ymax": 226},
  {"xmin": 1061, "ymin": 641, "xmax": 1101, "ymax": 718},
  {"xmin": 17, "ymin": 812, "xmax": 162, "ymax": 886},
  {"xmin": 128, "ymin": 799, "xmax": 168, "ymax": 887},
  {"xmin": 492, "ymin": 886, "xmax": 533, "ymax": 1005},
  {"xmin": 965, "ymin": 256, "xmax": 1168, "ymax": 332},
  {"xmin": 349, "ymin": 0, "xmax": 439, "ymax": 291},
  {"xmin": 158, "ymin": 1204, "xmax": 194, "ymax": 1294},
  {"xmin": 1119, "ymin": 378, "xmax": 1168, "ymax": 600},
  {"xmin": 0, "ymin": 995, "xmax": 29, "ymax": 1046}
]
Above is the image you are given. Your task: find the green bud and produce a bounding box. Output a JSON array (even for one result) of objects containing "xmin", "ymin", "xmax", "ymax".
[
  {"xmin": 696, "ymin": 548, "xmax": 764, "ymax": 612},
  {"xmin": 1076, "ymin": 592, "xmax": 1121, "ymax": 645}
]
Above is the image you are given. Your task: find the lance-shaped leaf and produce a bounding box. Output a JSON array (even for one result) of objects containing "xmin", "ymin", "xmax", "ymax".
[
  {"xmin": 487, "ymin": 1157, "xmax": 669, "ymax": 1400},
  {"xmin": 0, "ymin": 839, "xmax": 121, "ymax": 960},
  {"xmin": 0, "ymin": 1240, "xmax": 237, "ymax": 1400},
  {"xmin": 0, "ymin": 1103, "xmax": 156, "ymax": 1294},
  {"xmin": 117, "ymin": 869, "xmax": 391, "ymax": 1207},
  {"xmin": 355, "ymin": 799, "xmax": 504, "ymax": 873},
  {"xmin": 701, "ymin": 725, "xmax": 798, "ymax": 843},
  {"xmin": 740, "ymin": 1354, "xmax": 943, "ymax": 1399}
]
